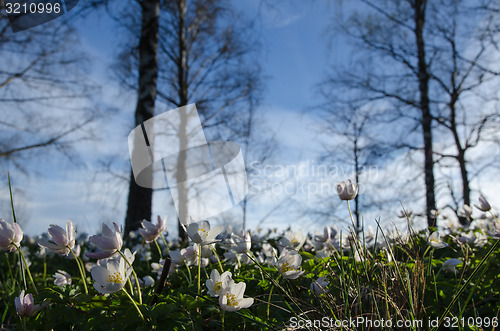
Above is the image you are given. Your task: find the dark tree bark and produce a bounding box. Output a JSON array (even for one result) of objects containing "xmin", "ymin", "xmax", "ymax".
[
  {"xmin": 323, "ymin": 0, "xmax": 500, "ymax": 228},
  {"xmin": 173, "ymin": 0, "xmax": 189, "ymax": 242},
  {"xmin": 125, "ymin": 0, "xmax": 160, "ymax": 234},
  {"xmin": 449, "ymin": 95, "xmax": 471, "ymax": 216},
  {"xmin": 427, "ymin": 0, "xmax": 500, "ymax": 221},
  {"xmin": 331, "ymin": 0, "xmax": 438, "ymax": 227},
  {"xmin": 413, "ymin": 0, "xmax": 437, "ymax": 227},
  {"xmin": 353, "ymin": 135, "xmax": 360, "ymax": 231},
  {"xmin": 155, "ymin": 0, "xmax": 261, "ymax": 241},
  {"xmin": 116, "ymin": 0, "xmax": 262, "ymax": 239}
]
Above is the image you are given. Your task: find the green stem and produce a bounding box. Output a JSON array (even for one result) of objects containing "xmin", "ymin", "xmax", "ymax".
[
  {"xmin": 13, "ymin": 244, "xmax": 37, "ymax": 295},
  {"xmin": 267, "ymin": 284, "xmax": 275, "ymax": 319},
  {"xmin": 43, "ymin": 259, "xmax": 47, "ymax": 287},
  {"xmin": 235, "ymin": 253, "xmax": 241, "ymax": 270},
  {"xmin": 184, "ymin": 261, "xmax": 192, "ymax": 286},
  {"xmin": 128, "ymin": 278, "xmax": 135, "ymax": 295},
  {"xmin": 346, "ymin": 200, "xmax": 364, "ymax": 257},
  {"xmin": 21, "ymin": 316, "xmax": 27, "ymax": 331},
  {"xmin": 347, "ymin": 201, "xmax": 359, "ymax": 238},
  {"xmin": 432, "ymin": 270, "xmax": 438, "ymax": 302},
  {"xmin": 131, "ymin": 270, "xmax": 142, "ymax": 303},
  {"xmin": 203, "ymin": 264, "xmax": 209, "ymax": 278},
  {"xmin": 160, "ymin": 234, "xmax": 169, "ymax": 254},
  {"xmin": 197, "ymin": 295, "xmax": 271, "ymax": 329},
  {"xmin": 221, "ymin": 310, "xmax": 225, "ymax": 331},
  {"xmin": 422, "ymin": 245, "xmax": 431, "ymax": 259},
  {"xmin": 8, "ymin": 173, "xmax": 17, "ymax": 224},
  {"xmin": 5, "ymin": 253, "xmax": 16, "ymax": 288},
  {"xmin": 118, "ymin": 250, "xmax": 142, "ymax": 304},
  {"xmin": 122, "ymin": 288, "xmax": 144, "ymax": 321},
  {"xmin": 78, "ymin": 257, "xmax": 86, "ymax": 275},
  {"xmin": 432, "ymin": 239, "xmax": 500, "ymax": 330},
  {"xmin": 18, "ymin": 252, "xmax": 26, "ymax": 290},
  {"xmin": 489, "ymin": 210, "xmax": 498, "ymax": 222},
  {"xmin": 154, "ymin": 239, "xmax": 162, "ymax": 258},
  {"xmin": 210, "ymin": 245, "xmax": 224, "ymax": 273},
  {"xmin": 198, "ymin": 244, "xmax": 202, "ymax": 297},
  {"xmin": 244, "ymin": 252, "xmax": 303, "ymax": 315},
  {"xmin": 69, "ymin": 248, "xmax": 88, "ymax": 294},
  {"xmin": 350, "ymin": 220, "xmax": 381, "ymax": 319}
]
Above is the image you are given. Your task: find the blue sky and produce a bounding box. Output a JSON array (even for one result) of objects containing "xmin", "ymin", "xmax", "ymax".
[
  {"xmin": 2, "ymin": 0, "xmax": 345, "ymax": 237},
  {"xmin": 3, "ymin": 0, "xmax": 498, "ymax": 238}
]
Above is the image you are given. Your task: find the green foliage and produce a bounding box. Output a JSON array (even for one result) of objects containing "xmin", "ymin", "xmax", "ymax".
[{"xmin": 0, "ymin": 224, "xmax": 499, "ymax": 330}]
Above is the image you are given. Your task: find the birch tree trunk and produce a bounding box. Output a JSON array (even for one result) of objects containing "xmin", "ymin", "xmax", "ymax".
[{"xmin": 125, "ymin": 0, "xmax": 160, "ymax": 234}]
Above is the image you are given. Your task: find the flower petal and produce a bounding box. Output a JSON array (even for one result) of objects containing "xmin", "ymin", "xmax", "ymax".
[
  {"xmin": 89, "ymin": 235, "xmax": 118, "ymax": 251},
  {"xmin": 238, "ymin": 298, "xmax": 254, "ymax": 309},
  {"xmin": 91, "ymin": 265, "xmax": 111, "ymax": 285},
  {"xmin": 233, "ymin": 282, "xmax": 246, "ymax": 298},
  {"xmin": 48, "ymin": 224, "xmax": 68, "ymax": 247},
  {"xmin": 12, "ymin": 222, "xmax": 23, "ymax": 244},
  {"xmin": 86, "ymin": 250, "xmax": 116, "ymax": 259}
]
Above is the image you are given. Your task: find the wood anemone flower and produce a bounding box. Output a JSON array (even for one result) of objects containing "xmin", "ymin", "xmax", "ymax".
[
  {"xmin": 218, "ymin": 279, "xmax": 254, "ymax": 312},
  {"xmin": 442, "ymin": 258, "xmax": 462, "ymax": 273},
  {"xmin": 87, "ymin": 222, "xmax": 123, "ymax": 259},
  {"xmin": 91, "ymin": 256, "xmax": 131, "ymax": 294},
  {"xmin": 15, "ymin": 290, "xmax": 42, "ymax": 317},
  {"xmin": 206, "ymin": 269, "xmax": 232, "ymax": 297},
  {"xmin": 337, "ymin": 179, "xmax": 358, "ymax": 201},
  {"xmin": 458, "ymin": 204, "xmax": 473, "ymax": 219},
  {"xmin": 474, "ymin": 194, "xmax": 491, "ymax": 212},
  {"xmin": 139, "ymin": 215, "xmax": 167, "ymax": 243},
  {"xmin": 278, "ymin": 229, "xmax": 306, "ymax": 252},
  {"xmin": 38, "ymin": 220, "xmax": 76, "ymax": 256},
  {"xmin": 310, "ymin": 276, "xmax": 330, "ymax": 295},
  {"xmin": 276, "ymin": 249, "xmax": 304, "ymax": 280},
  {"xmin": 53, "ymin": 270, "xmax": 72, "ymax": 289},
  {"xmin": 228, "ymin": 231, "xmax": 252, "ymax": 253},
  {"xmin": 186, "ymin": 220, "xmax": 223, "ymax": 246},
  {"xmin": 0, "ymin": 218, "xmax": 23, "ymax": 252},
  {"xmin": 427, "ymin": 231, "xmax": 448, "ymax": 249}
]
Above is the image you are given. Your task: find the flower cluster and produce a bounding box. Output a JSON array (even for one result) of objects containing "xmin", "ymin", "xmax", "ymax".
[{"xmin": 2, "ymin": 190, "xmax": 499, "ymax": 327}]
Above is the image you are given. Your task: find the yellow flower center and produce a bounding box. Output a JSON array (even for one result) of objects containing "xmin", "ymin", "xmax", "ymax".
[
  {"xmin": 198, "ymin": 228, "xmax": 209, "ymax": 237},
  {"xmin": 226, "ymin": 293, "xmax": 238, "ymax": 308},
  {"xmin": 279, "ymin": 261, "xmax": 294, "ymax": 273},
  {"xmin": 291, "ymin": 238, "xmax": 299, "ymax": 245},
  {"xmin": 214, "ymin": 281, "xmax": 222, "ymax": 293},
  {"xmin": 108, "ymin": 272, "xmax": 124, "ymax": 284}
]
